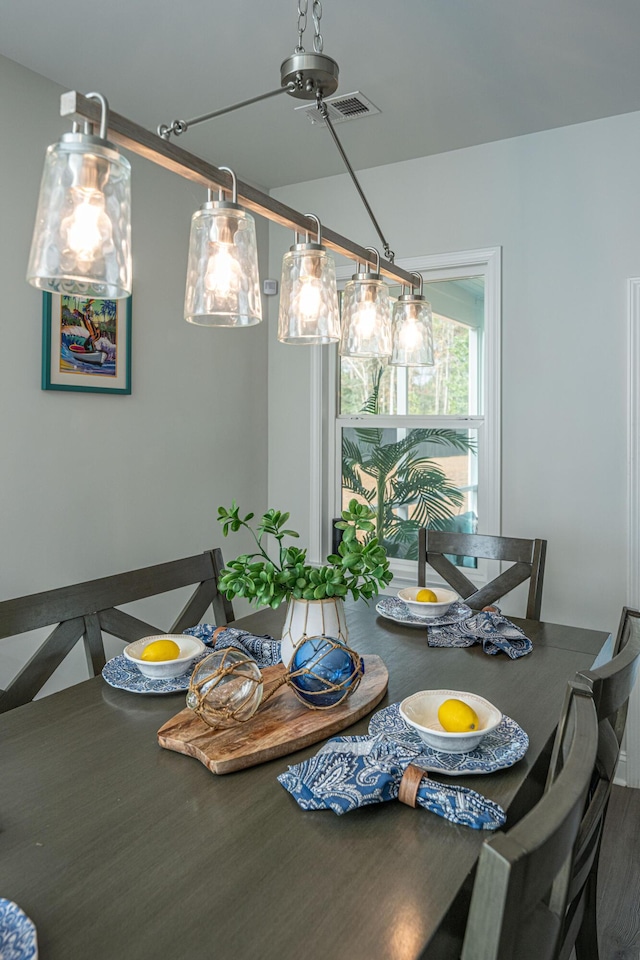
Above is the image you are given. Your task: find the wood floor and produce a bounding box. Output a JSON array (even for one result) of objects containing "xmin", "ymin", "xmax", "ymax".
[{"xmin": 597, "ymin": 785, "xmax": 640, "ymax": 959}]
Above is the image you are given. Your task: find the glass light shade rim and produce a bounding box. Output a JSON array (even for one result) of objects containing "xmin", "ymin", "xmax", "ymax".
[
  {"xmin": 186, "ymin": 313, "xmax": 262, "ymax": 327},
  {"xmin": 279, "ymin": 334, "xmax": 340, "ymax": 344},
  {"xmin": 340, "ymin": 347, "xmax": 390, "ymax": 358},
  {"xmin": 26, "ymin": 275, "xmax": 132, "ymax": 299},
  {"xmin": 388, "ymin": 357, "xmax": 435, "ymax": 367}
]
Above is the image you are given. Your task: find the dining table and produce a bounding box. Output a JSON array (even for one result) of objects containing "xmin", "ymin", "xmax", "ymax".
[{"xmin": 0, "ymin": 600, "xmax": 609, "ymax": 960}]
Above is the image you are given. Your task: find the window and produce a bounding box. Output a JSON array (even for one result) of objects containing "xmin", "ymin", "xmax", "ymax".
[{"xmin": 320, "ymin": 249, "xmax": 501, "ymax": 580}]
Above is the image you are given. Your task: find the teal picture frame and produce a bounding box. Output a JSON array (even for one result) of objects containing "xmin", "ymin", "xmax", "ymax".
[{"xmin": 42, "ymin": 292, "xmax": 132, "ymax": 394}]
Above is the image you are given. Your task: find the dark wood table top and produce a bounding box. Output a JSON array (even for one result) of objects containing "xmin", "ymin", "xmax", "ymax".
[{"xmin": 0, "ymin": 602, "xmax": 608, "ymax": 960}]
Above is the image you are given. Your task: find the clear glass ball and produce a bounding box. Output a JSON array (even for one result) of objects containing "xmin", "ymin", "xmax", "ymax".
[{"xmin": 187, "ymin": 648, "xmax": 263, "ymax": 728}]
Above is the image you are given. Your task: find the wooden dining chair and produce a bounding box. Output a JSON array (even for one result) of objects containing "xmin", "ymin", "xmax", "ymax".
[
  {"xmin": 460, "ymin": 691, "xmax": 599, "ymax": 960},
  {"xmin": 417, "ymin": 528, "xmax": 547, "ymax": 619},
  {"xmin": 0, "ymin": 547, "xmax": 234, "ymax": 714},
  {"xmin": 544, "ymin": 606, "xmax": 640, "ymax": 960},
  {"xmin": 331, "ymin": 517, "xmax": 344, "ymax": 556}
]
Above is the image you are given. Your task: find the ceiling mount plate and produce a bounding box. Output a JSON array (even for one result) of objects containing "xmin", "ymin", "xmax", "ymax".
[{"xmin": 280, "ymin": 52, "xmax": 340, "ymax": 100}]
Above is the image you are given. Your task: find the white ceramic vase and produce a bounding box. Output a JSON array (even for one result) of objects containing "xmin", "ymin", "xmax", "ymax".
[{"xmin": 280, "ymin": 596, "xmax": 349, "ymax": 667}]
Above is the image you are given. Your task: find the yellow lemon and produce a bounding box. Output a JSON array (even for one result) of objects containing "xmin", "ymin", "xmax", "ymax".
[
  {"xmin": 140, "ymin": 639, "xmax": 181, "ymax": 662},
  {"xmin": 438, "ymin": 698, "xmax": 480, "ymax": 732},
  {"xmin": 416, "ymin": 588, "xmax": 438, "ymax": 603}
]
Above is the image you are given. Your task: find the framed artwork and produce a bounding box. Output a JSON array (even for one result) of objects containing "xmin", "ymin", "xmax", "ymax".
[{"xmin": 42, "ymin": 293, "xmax": 132, "ymax": 394}]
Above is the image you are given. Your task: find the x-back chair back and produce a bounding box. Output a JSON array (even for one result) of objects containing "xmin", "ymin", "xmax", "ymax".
[
  {"xmin": 544, "ymin": 607, "xmax": 640, "ymax": 960},
  {"xmin": 460, "ymin": 692, "xmax": 599, "ymax": 960},
  {"xmin": 0, "ymin": 548, "xmax": 233, "ymax": 714},
  {"xmin": 418, "ymin": 529, "xmax": 547, "ymax": 620}
]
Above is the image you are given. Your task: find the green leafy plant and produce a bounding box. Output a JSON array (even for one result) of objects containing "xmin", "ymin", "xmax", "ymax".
[
  {"xmin": 342, "ymin": 368, "xmax": 477, "ymax": 560},
  {"xmin": 217, "ymin": 499, "xmax": 393, "ymax": 609}
]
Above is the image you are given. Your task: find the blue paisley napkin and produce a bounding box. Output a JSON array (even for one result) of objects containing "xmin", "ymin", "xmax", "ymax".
[
  {"xmin": 379, "ymin": 597, "xmax": 532, "ymax": 659},
  {"xmin": 183, "ymin": 625, "xmax": 281, "ymax": 667},
  {"xmin": 428, "ymin": 610, "xmax": 532, "ymax": 659},
  {"xmin": 278, "ymin": 730, "xmax": 506, "ymax": 829}
]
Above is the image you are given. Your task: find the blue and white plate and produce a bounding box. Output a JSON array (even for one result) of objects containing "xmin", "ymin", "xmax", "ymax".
[
  {"xmin": 369, "ymin": 703, "xmax": 528, "ymax": 775},
  {"xmin": 0, "ymin": 900, "xmax": 38, "ymax": 960},
  {"xmin": 376, "ymin": 597, "xmax": 473, "ymax": 628},
  {"xmin": 102, "ymin": 652, "xmax": 208, "ymax": 695}
]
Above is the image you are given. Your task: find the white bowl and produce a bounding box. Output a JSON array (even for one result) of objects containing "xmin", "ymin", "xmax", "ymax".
[
  {"xmin": 123, "ymin": 635, "xmax": 205, "ymax": 679},
  {"xmin": 397, "ymin": 586, "xmax": 459, "ymax": 618},
  {"xmin": 399, "ymin": 689, "xmax": 503, "ymax": 753}
]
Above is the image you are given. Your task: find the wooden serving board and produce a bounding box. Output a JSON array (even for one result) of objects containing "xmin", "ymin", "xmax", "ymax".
[{"xmin": 157, "ymin": 654, "xmax": 388, "ymax": 774}]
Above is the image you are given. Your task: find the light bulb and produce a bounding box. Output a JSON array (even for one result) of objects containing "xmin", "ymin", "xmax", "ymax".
[
  {"xmin": 399, "ymin": 319, "xmax": 420, "ymax": 349},
  {"xmin": 296, "ymin": 277, "xmax": 322, "ymax": 323},
  {"xmin": 61, "ymin": 188, "xmax": 110, "ymax": 263},
  {"xmin": 353, "ymin": 301, "xmax": 378, "ymax": 338},
  {"xmin": 204, "ymin": 243, "xmax": 242, "ymax": 299}
]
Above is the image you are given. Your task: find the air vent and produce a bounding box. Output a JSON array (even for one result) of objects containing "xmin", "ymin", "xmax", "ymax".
[{"xmin": 295, "ymin": 91, "xmax": 381, "ymax": 126}]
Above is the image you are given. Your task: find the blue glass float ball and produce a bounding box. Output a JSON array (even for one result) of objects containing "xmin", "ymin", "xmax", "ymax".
[{"xmin": 289, "ymin": 635, "xmax": 362, "ymax": 708}]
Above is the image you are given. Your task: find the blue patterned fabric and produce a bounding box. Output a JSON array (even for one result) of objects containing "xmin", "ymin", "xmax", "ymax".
[
  {"xmin": 0, "ymin": 899, "xmax": 37, "ymax": 960},
  {"xmin": 183, "ymin": 625, "xmax": 282, "ymax": 667},
  {"xmin": 428, "ymin": 610, "xmax": 532, "ymax": 658},
  {"xmin": 378, "ymin": 597, "xmax": 532, "ymax": 658},
  {"xmin": 278, "ymin": 729, "xmax": 506, "ymax": 829}
]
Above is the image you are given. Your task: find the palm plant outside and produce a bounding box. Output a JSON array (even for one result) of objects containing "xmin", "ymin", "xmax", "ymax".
[{"xmin": 342, "ymin": 368, "xmax": 477, "ymax": 560}]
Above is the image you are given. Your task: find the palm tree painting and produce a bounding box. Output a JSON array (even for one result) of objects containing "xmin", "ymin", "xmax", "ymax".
[{"xmin": 60, "ymin": 296, "xmax": 119, "ymax": 375}]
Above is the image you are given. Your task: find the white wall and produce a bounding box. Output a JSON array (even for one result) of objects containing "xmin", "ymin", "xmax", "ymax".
[
  {"xmin": 268, "ymin": 110, "xmax": 640, "ymax": 636},
  {"xmin": 0, "ymin": 55, "xmax": 269, "ymax": 693}
]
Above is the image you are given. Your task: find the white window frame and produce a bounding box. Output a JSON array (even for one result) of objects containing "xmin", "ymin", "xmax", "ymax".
[
  {"xmin": 624, "ymin": 276, "xmax": 640, "ymax": 788},
  {"xmin": 309, "ymin": 247, "xmax": 501, "ymax": 589}
]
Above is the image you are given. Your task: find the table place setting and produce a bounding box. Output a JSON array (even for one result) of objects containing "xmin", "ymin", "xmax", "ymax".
[
  {"xmin": 369, "ymin": 702, "xmax": 529, "ymax": 775},
  {"xmin": 376, "ymin": 587, "xmax": 533, "ymax": 659},
  {"xmin": 101, "ymin": 635, "xmax": 209, "ymax": 695},
  {"xmin": 0, "ymin": 899, "xmax": 38, "ymax": 960},
  {"xmin": 278, "ymin": 687, "xmax": 527, "ymax": 827},
  {"xmin": 376, "ymin": 596, "xmax": 474, "ymax": 628}
]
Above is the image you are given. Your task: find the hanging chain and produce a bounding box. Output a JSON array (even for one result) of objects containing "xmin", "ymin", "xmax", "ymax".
[
  {"xmin": 295, "ymin": 0, "xmax": 308, "ymax": 52},
  {"xmin": 312, "ymin": 0, "xmax": 323, "ymax": 52},
  {"xmin": 294, "ymin": 0, "xmax": 323, "ymax": 54}
]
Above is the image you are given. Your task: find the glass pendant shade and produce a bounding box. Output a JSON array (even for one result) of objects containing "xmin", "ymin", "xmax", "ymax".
[
  {"xmin": 390, "ymin": 295, "xmax": 435, "ymax": 366},
  {"xmin": 278, "ymin": 245, "xmax": 340, "ymax": 344},
  {"xmin": 27, "ymin": 132, "xmax": 132, "ymax": 299},
  {"xmin": 340, "ymin": 274, "xmax": 392, "ymax": 358},
  {"xmin": 184, "ymin": 201, "xmax": 262, "ymax": 327}
]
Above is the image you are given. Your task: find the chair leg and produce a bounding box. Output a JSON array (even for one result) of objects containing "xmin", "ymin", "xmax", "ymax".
[{"xmin": 574, "ymin": 874, "xmax": 600, "ymax": 960}]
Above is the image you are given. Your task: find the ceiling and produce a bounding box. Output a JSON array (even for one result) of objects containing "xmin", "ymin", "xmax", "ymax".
[{"xmin": 2, "ymin": 0, "xmax": 640, "ymax": 189}]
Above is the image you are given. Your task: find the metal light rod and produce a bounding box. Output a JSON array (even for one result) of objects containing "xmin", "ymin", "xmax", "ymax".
[
  {"xmin": 60, "ymin": 91, "xmax": 415, "ymax": 286},
  {"xmin": 158, "ymin": 85, "xmax": 294, "ymax": 140},
  {"xmin": 318, "ymin": 98, "xmax": 394, "ymax": 263}
]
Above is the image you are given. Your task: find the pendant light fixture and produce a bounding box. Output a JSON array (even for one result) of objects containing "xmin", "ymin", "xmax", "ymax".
[
  {"xmin": 184, "ymin": 167, "xmax": 262, "ymax": 327},
  {"xmin": 340, "ymin": 247, "xmax": 392, "ymax": 358},
  {"xmin": 27, "ymin": 92, "xmax": 132, "ymax": 299},
  {"xmin": 278, "ymin": 214, "xmax": 340, "ymax": 345},
  {"xmin": 390, "ymin": 272, "xmax": 435, "ymax": 367},
  {"xmin": 30, "ymin": 3, "xmax": 421, "ymax": 335}
]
